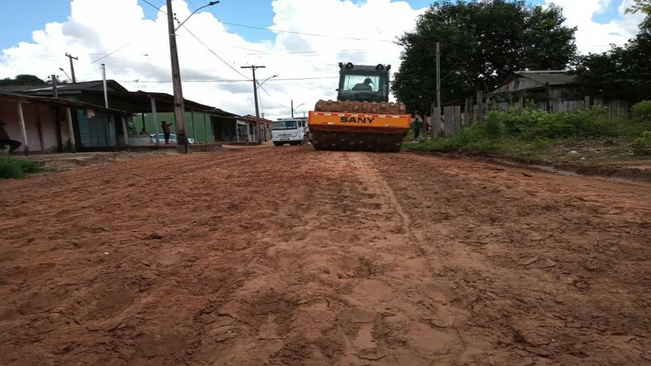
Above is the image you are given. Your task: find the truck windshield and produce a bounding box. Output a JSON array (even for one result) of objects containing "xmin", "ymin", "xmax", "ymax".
[
  {"xmin": 273, "ymin": 121, "xmax": 298, "ymax": 130},
  {"xmin": 342, "ymin": 75, "xmax": 380, "ymax": 92},
  {"xmin": 338, "ymin": 72, "xmax": 388, "ymax": 102}
]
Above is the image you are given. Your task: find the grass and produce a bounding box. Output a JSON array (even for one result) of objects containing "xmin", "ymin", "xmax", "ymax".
[
  {"xmin": 405, "ymin": 104, "xmax": 651, "ymax": 165},
  {"xmin": 0, "ymin": 155, "xmax": 44, "ymax": 179}
]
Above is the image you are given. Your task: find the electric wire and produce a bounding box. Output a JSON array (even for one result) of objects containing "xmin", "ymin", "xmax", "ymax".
[
  {"xmin": 138, "ymin": 0, "xmax": 250, "ymax": 81},
  {"xmin": 179, "ymin": 26, "xmax": 250, "ymax": 80},
  {"xmin": 218, "ymin": 21, "xmax": 397, "ymax": 43},
  {"xmin": 116, "ymin": 76, "xmax": 338, "ymax": 83}
]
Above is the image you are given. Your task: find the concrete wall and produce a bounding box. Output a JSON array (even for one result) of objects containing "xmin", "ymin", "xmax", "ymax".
[{"xmin": 0, "ymin": 100, "xmax": 72, "ymax": 153}]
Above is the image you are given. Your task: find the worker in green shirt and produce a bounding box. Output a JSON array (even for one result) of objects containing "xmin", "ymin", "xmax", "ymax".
[{"xmin": 410, "ymin": 117, "xmax": 422, "ymax": 140}]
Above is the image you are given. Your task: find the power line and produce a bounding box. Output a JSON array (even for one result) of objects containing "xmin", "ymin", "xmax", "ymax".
[
  {"xmin": 219, "ymin": 21, "xmax": 397, "ymax": 43},
  {"xmin": 141, "ymin": 0, "xmax": 164, "ymax": 13},
  {"xmin": 90, "ymin": 0, "xmax": 166, "ymax": 66},
  {"xmin": 259, "ymin": 82, "xmax": 292, "ymax": 98},
  {"xmin": 104, "ymin": 0, "xmax": 250, "ymax": 81},
  {"xmin": 187, "ymin": 0, "xmax": 199, "ymax": 11},
  {"xmin": 245, "ymin": 49, "xmax": 368, "ymax": 56},
  {"xmin": 180, "ymin": 25, "xmax": 250, "ymax": 80},
  {"xmin": 89, "ymin": 1, "xmax": 394, "ymax": 75},
  {"xmin": 258, "ymin": 85, "xmax": 291, "ymax": 110},
  {"xmin": 90, "ymin": 41, "xmax": 137, "ymax": 64},
  {"xmin": 116, "ymin": 76, "xmax": 338, "ymax": 83},
  {"xmin": 144, "ymin": 0, "xmax": 249, "ymax": 80}
]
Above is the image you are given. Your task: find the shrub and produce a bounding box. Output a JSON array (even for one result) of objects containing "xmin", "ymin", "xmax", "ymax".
[
  {"xmin": 483, "ymin": 106, "xmax": 613, "ymax": 140},
  {"xmin": 633, "ymin": 131, "xmax": 651, "ymax": 155},
  {"xmin": 0, "ymin": 156, "xmax": 43, "ymax": 179},
  {"xmin": 632, "ymin": 101, "xmax": 651, "ymax": 120}
]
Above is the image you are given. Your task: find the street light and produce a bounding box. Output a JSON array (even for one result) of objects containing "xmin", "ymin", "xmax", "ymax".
[
  {"xmin": 257, "ymin": 74, "xmax": 278, "ymax": 89},
  {"xmin": 255, "ymin": 74, "xmax": 277, "ymax": 143},
  {"xmin": 292, "ymin": 102, "xmax": 305, "ymax": 118},
  {"xmin": 166, "ymin": 0, "xmax": 219, "ymax": 153},
  {"xmin": 59, "ymin": 68, "xmax": 71, "ymax": 82},
  {"xmin": 175, "ymin": 1, "xmax": 220, "ymax": 31}
]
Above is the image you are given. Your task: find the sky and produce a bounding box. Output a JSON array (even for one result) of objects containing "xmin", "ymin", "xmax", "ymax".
[{"xmin": 0, "ymin": 0, "xmax": 644, "ymax": 119}]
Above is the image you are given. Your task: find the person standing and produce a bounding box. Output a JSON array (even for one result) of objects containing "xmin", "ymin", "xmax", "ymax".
[
  {"xmin": 161, "ymin": 120, "xmax": 173, "ymax": 145},
  {"xmin": 410, "ymin": 117, "xmax": 422, "ymax": 140}
]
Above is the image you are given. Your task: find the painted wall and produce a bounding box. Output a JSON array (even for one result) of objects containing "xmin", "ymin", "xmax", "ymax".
[
  {"xmin": 137, "ymin": 111, "xmax": 216, "ymax": 143},
  {"xmin": 0, "ymin": 100, "xmax": 72, "ymax": 152}
]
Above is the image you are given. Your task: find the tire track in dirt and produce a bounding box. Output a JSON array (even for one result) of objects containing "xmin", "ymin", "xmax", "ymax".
[
  {"xmin": 369, "ymin": 152, "xmax": 651, "ymax": 365},
  {"xmin": 0, "ymin": 147, "xmax": 305, "ymax": 365},
  {"xmin": 200, "ymin": 151, "xmax": 472, "ymax": 365},
  {"xmin": 1, "ymin": 146, "xmax": 649, "ymax": 365}
]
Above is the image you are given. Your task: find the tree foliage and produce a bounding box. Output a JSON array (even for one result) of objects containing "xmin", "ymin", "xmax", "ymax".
[
  {"xmin": 0, "ymin": 74, "xmax": 46, "ymax": 86},
  {"xmin": 572, "ymin": 6, "xmax": 651, "ymax": 103},
  {"xmin": 391, "ymin": 0, "xmax": 577, "ymax": 115},
  {"xmin": 626, "ymin": 0, "xmax": 651, "ymax": 31}
]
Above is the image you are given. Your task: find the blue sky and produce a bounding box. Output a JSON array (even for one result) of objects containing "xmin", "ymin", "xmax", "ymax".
[
  {"xmin": 0, "ymin": 0, "xmax": 623, "ymax": 52},
  {"xmin": 0, "ymin": 0, "xmax": 429, "ymax": 49},
  {"xmin": 0, "ymin": 0, "xmax": 638, "ymax": 118}
]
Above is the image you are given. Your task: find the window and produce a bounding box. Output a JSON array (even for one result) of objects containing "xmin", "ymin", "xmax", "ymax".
[
  {"xmin": 343, "ymin": 75, "xmax": 380, "ymax": 92},
  {"xmin": 273, "ymin": 121, "xmax": 298, "ymax": 130}
]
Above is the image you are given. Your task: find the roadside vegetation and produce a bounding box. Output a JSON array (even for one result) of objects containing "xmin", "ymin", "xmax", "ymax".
[
  {"xmin": 0, "ymin": 155, "xmax": 44, "ymax": 179},
  {"xmin": 405, "ymin": 102, "xmax": 651, "ymax": 163}
]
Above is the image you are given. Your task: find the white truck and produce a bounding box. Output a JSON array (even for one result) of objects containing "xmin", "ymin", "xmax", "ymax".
[{"xmin": 272, "ymin": 118, "xmax": 310, "ymax": 146}]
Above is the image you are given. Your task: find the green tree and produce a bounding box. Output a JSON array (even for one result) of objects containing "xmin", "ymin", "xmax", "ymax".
[
  {"xmin": 626, "ymin": 0, "xmax": 651, "ymax": 30},
  {"xmin": 392, "ymin": 0, "xmax": 577, "ymax": 114},
  {"xmin": 0, "ymin": 74, "xmax": 46, "ymax": 86},
  {"xmin": 573, "ymin": 31, "xmax": 651, "ymax": 102}
]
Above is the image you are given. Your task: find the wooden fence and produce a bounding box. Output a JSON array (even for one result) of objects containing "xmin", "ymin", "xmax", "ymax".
[{"xmin": 430, "ymin": 94, "xmax": 631, "ymax": 137}]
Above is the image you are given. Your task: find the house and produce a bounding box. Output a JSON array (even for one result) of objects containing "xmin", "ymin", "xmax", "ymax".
[
  {"xmin": 0, "ymin": 91, "xmax": 127, "ymax": 154},
  {"xmin": 212, "ymin": 114, "xmax": 272, "ymax": 143},
  {"xmin": 137, "ymin": 107, "xmax": 239, "ymax": 144},
  {"xmin": 0, "ymin": 80, "xmax": 241, "ymax": 146},
  {"xmin": 240, "ymin": 115, "xmax": 272, "ymax": 142},
  {"xmin": 487, "ymin": 70, "xmax": 580, "ymax": 104}
]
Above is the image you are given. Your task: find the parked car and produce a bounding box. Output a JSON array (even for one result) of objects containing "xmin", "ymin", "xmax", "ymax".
[{"xmin": 149, "ymin": 133, "xmax": 195, "ymax": 144}]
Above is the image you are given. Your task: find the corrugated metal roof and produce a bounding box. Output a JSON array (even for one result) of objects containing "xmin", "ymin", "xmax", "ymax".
[
  {"xmin": 240, "ymin": 114, "xmax": 273, "ymax": 123},
  {"xmin": 488, "ymin": 70, "xmax": 577, "ymax": 95},
  {"xmin": 514, "ymin": 71, "xmax": 576, "ymax": 86},
  {"xmin": 0, "ymin": 80, "xmax": 129, "ymax": 94},
  {"xmin": 0, "ymin": 91, "xmax": 127, "ymax": 114},
  {"xmin": 0, "ymin": 80, "xmax": 240, "ymax": 116}
]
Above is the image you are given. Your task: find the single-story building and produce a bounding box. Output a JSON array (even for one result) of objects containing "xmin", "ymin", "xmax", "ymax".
[
  {"xmin": 136, "ymin": 108, "xmax": 240, "ymax": 144},
  {"xmin": 212, "ymin": 114, "xmax": 272, "ymax": 143},
  {"xmin": 239, "ymin": 115, "xmax": 272, "ymax": 142},
  {"xmin": 0, "ymin": 91, "xmax": 127, "ymax": 154},
  {"xmin": 0, "ymin": 80, "xmax": 241, "ymax": 147},
  {"xmin": 487, "ymin": 70, "xmax": 580, "ymax": 102}
]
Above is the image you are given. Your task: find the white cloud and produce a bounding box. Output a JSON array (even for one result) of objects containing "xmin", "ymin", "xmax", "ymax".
[
  {"xmin": 1, "ymin": 0, "xmax": 645, "ymax": 119},
  {"xmin": 545, "ymin": 0, "xmax": 644, "ymax": 54},
  {"xmin": 0, "ymin": 0, "xmax": 426, "ymax": 119}
]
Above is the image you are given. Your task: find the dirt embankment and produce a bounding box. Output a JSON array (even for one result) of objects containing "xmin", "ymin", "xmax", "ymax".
[
  {"xmin": 406, "ymin": 148, "xmax": 651, "ymax": 183},
  {"xmin": 0, "ymin": 146, "xmax": 649, "ymax": 365}
]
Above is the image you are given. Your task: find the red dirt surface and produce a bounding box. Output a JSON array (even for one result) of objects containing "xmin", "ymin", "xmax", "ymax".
[{"xmin": 1, "ymin": 146, "xmax": 650, "ymax": 365}]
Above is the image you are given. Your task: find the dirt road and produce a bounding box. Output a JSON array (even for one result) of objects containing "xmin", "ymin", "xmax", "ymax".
[{"xmin": 1, "ymin": 146, "xmax": 650, "ymax": 365}]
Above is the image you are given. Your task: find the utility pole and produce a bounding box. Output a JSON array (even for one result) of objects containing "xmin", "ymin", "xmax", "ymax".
[
  {"xmin": 433, "ymin": 42, "xmax": 442, "ymax": 137},
  {"xmin": 65, "ymin": 53, "xmax": 78, "ymax": 83},
  {"xmin": 166, "ymin": 0, "xmax": 188, "ymax": 153},
  {"xmin": 51, "ymin": 74, "xmax": 58, "ymax": 98},
  {"xmin": 241, "ymin": 65, "xmax": 265, "ymax": 144},
  {"xmin": 291, "ymin": 99, "xmax": 294, "ymax": 118},
  {"xmin": 436, "ymin": 42, "xmax": 441, "ymax": 113},
  {"xmin": 101, "ymin": 64, "xmax": 109, "ymax": 108}
]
